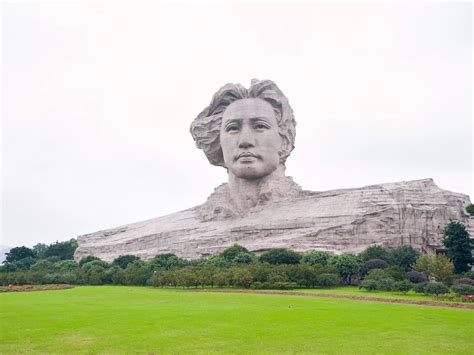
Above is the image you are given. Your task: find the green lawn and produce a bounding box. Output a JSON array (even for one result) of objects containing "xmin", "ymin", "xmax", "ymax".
[
  {"xmin": 287, "ymin": 286, "xmax": 464, "ymax": 302},
  {"xmin": 1, "ymin": 286, "xmax": 472, "ymax": 354}
]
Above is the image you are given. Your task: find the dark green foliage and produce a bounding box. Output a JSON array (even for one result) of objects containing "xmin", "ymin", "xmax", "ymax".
[
  {"xmin": 377, "ymin": 278, "xmax": 396, "ymax": 291},
  {"xmin": 359, "ymin": 279, "xmax": 378, "ymax": 292},
  {"xmin": 149, "ymin": 254, "xmax": 188, "ymax": 270},
  {"xmin": 463, "ymin": 271, "xmax": 474, "ymax": 280},
  {"xmin": 315, "ymin": 273, "xmax": 340, "ymax": 287},
  {"xmin": 43, "ymin": 239, "xmax": 78, "ymax": 260},
  {"xmin": 388, "ymin": 245, "xmax": 421, "ymax": 271},
  {"xmin": 123, "ymin": 261, "xmax": 150, "ymax": 286},
  {"xmin": 259, "ymin": 249, "xmax": 302, "ymax": 265},
  {"xmin": 452, "ymin": 284, "xmax": 474, "ymax": 295},
  {"xmin": 4, "ymin": 246, "xmax": 36, "ymax": 263},
  {"xmin": 406, "ymin": 271, "xmax": 428, "ymax": 283},
  {"xmin": 424, "ymin": 282, "xmax": 449, "ymax": 295},
  {"xmin": 79, "ymin": 256, "xmax": 102, "ymax": 266},
  {"xmin": 330, "ymin": 253, "xmax": 362, "ymax": 285},
  {"xmin": 443, "ymin": 220, "xmax": 473, "ymax": 274},
  {"xmin": 32, "ymin": 243, "xmax": 48, "ymax": 259},
  {"xmin": 413, "ymin": 282, "xmax": 428, "ymax": 294},
  {"xmin": 364, "ymin": 268, "xmax": 390, "ymax": 281},
  {"xmin": 219, "ymin": 244, "xmax": 255, "ymax": 263},
  {"xmin": 301, "ymin": 251, "xmax": 331, "ymax": 266},
  {"xmin": 454, "ymin": 277, "xmax": 474, "ymax": 286},
  {"xmin": 385, "ymin": 266, "xmax": 407, "ymax": 281},
  {"xmin": 361, "ymin": 259, "xmax": 389, "ymax": 276},
  {"xmin": 393, "ymin": 280, "xmax": 413, "ymax": 294},
  {"xmin": 113, "ymin": 255, "xmax": 141, "ymax": 269},
  {"xmin": 250, "ymin": 281, "xmax": 298, "ymax": 290},
  {"xmin": 359, "ymin": 245, "xmax": 391, "ymax": 263},
  {"xmin": 465, "ymin": 204, "xmax": 474, "ymax": 216}
]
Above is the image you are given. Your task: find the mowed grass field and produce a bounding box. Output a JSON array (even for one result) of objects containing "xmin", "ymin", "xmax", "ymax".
[{"xmin": 1, "ymin": 286, "xmax": 472, "ymax": 354}]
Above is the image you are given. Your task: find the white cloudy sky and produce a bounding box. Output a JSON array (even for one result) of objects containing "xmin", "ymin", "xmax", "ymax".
[{"xmin": 2, "ymin": 2, "xmax": 472, "ymax": 248}]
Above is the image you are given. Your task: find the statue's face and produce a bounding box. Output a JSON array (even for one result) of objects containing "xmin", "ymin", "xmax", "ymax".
[{"xmin": 220, "ymin": 98, "xmax": 282, "ymax": 180}]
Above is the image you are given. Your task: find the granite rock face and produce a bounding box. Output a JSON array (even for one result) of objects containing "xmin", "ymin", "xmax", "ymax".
[{"xmin": 74, "ymin": 178, "xmax": 472, "ymax": 262}]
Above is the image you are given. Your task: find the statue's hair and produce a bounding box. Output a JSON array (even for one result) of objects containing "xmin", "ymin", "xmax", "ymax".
[{"xmin": 190, "ymin": 79, "xmax": 296, "ymax": 167}]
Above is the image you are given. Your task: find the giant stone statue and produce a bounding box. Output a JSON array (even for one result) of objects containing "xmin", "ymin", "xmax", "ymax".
[{"xmin": 74, "ymin": 80, "xmax": 472, "ymax": 261}]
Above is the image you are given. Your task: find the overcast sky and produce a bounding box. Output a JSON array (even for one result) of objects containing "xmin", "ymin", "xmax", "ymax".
[{"xmin": 2, "ymin": 2, "xmax": 472, "ymax": 248}]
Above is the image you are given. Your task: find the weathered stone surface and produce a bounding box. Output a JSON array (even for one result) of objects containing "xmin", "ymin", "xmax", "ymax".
[
  {"xmin": 73, "ymin": 80, "xmax": 472, "ymax": 262},
  {"xmin": 74, "ymin": 178, "xmax": 472, "ymax": 262}
]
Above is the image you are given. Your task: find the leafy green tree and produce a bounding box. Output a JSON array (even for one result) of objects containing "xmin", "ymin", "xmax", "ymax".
[
  {"xmin": 361, "ymin": 259, "xmax": 389, "ymax": 276},
  {"xmin": 4, "ymin": 246, "xmax": 36, "ymax": 263},
  {"xmin": 32, "ymin": 243, "xmax": 48, "ymax": 259},
  {"xmin": 388, "ymin": 245, "xmax": 421, "ymax": 271},
  {"xmin": 148, "ymin": 254, "xmax": 188, "ymax": 270},
  {"xmin": 358, "ymin": 245, "xmax": 391, "ymax": 263},
  {"xmin": 79, "ymin": 256, "xmax": 103, "ymax": 266},
  {"xmin": 220, "ymin": 244, "xmax": 251, "ymax": 261},
  {"xmin": 43, "ymin": 239, "xmax": 78, "ymax": 260},
  {"xmin": 413, "ymin": 255, "xmax": 433, "ymax": 275},
  {"xmin": 443, "ymin": 220, "xmax": 473, "ymax": 274},
  {"xmin": 301, "ymin": 251, "xmax": 331, "ymax": 266},
  {"xmin": 259, "ymin": 249, "xmax": 302, "ymax": 265},
  {"xmin": 123, "ymin": 261, "xmax": 149, "ymax": 286},
  {"xmin": 113, "ymin": 255, "xmax": 141, "ymax": 269},
  {"xmin": 431, "ymin": 255, "xmax": 454, "ymax": 286},
  {"xmin": 465, "ymin": 204, "xmax": 474, "ymax": 216},
  {"xmin": 331, "ymin": 253, "xmax": 361, "ymax": 285},
  {"xmin": 414, "ymin": 254, "xmax": 454, "ymax": 286}
]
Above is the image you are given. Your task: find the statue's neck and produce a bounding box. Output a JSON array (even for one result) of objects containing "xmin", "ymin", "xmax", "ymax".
[{"xmin": 227, "ymin": 165, "xmax": 286, "ymax": 211}]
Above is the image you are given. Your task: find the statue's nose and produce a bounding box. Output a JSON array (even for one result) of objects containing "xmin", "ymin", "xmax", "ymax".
[{"xmin": 238, "ymin": 125, "xmax": 255, "ymax": 148}]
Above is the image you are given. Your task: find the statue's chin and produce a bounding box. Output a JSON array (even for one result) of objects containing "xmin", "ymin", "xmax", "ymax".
[{"xmin": 229, "ymin": 165, "xmax": 278, "ymax": 181}]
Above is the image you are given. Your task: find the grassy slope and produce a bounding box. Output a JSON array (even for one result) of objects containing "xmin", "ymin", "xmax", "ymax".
[{"xmin": 1, "ymin": 286, "xmax": 472, "ymax": 354}]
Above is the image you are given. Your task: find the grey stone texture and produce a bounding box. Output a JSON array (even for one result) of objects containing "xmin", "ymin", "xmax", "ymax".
[
  {"xmin": 74, "ymin": 79, "xmax": 472, "ymax": 261},
  {"xmin": 74, "ymin": 178, "xmax": 471, "ymax": 262}
]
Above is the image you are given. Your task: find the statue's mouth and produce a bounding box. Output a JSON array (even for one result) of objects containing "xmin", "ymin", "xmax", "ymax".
[{"xmin": 236, "ymin": 152, "xmax": 259, "ymax": 161}]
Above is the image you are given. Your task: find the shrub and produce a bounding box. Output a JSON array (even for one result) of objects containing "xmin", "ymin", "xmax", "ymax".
[
  {"xmin": 365, "ymin": 268, "xmax": 390, "ymax": 281},
  {"xmin": 359, "ymin": 279, "xmax": 378, "ymax": 292},
  {"xmin": 464, "ymin": 271, "xmax": 474, "ymax": 280},
  {"xmin": 315, "ymin": 273, "xmax": 339, "ymax": 287},
  {"xmin": 385, "ymin": 266, "xmax": 407, "ymax": 281},
  {"xmin": 250, "ymin": 281, "xmax": 298, "ymax": 290},
  {"xmin": 466, "ymin": 204, "xmax": 474, "ymax": 216},
  {"xmin": 79, "ymin": 256, "xmax": 103, "ymax": 267},
  {"xmin": 454, "ymin": 278, "xmax": 474, "ymax": 286},
  {"xmin": 376, "ymin": 278, "xmax": 396, "ymax": 291},
  {"xmin": 113, "ymin": 255, "xmax": 141, "ymax": 269},
  {"xmin": 424, "ymin": 282, "xmax": 449, "ymax": 295},
  {"xmin": 393, "ymin": 280, "xmax": 413, "ymax": 294},
  {"xmin": 358, "ymin": 245, "xmax": 391, "ymax": 263},
  {"xmin": 452, "ymin": 284, "xmax": 474, "ymax": 296},
  {"xmin": 413, "ymin": 282, "xmax": 428, "ymax": 294},
  {"xmin": 361, "ymin": 259, "xmax": 389, "ymax": 276},
  {"xmin": 301, "ymin": 251, "xmax": 331, "ymax": 266},
  {"xmin": 388, "ymin": 245, "xmax": 421, "ymax": 271},
  {"xmin": 259, "ymin": 249, "xmax": 302, "ymax": 265},
  {"xmin": 406, "ymin": 271, "xmax": 428, "ymax": 283}
]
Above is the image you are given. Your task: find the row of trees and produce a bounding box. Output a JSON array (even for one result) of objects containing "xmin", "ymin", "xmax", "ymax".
[{"xmin": 1, "ymin": 221, "xmax": 472, "ymax": 293}]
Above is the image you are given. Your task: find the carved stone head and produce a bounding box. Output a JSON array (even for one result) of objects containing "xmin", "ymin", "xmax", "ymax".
[{"xmin": 190, "ymin": 79, "xmax": 296, "ymax": 172}]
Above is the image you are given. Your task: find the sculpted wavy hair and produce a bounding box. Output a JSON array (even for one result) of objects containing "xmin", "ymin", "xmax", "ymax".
[{"xmin": 190, "ymin": 79, "xmax": 296, "ymax": 168}]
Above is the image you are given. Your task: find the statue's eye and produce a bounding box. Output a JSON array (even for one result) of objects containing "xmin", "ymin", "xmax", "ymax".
[
  {"xmin": 225, "ymin": 124, "xmax": 239, "ymax": 132},
  {"xmin": 254, "ymin": 122, "xmax": 269, "ymax": 130}
]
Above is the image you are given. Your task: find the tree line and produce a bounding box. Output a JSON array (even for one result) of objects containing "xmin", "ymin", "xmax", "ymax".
[{"xmin": 1, "ymin": 221, "xmax": 472, "ymax": 295}]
